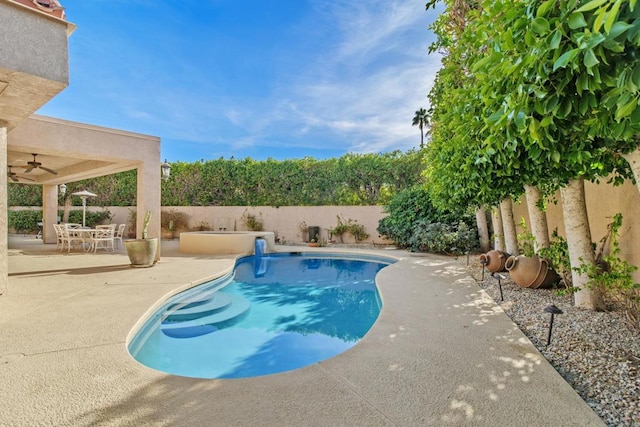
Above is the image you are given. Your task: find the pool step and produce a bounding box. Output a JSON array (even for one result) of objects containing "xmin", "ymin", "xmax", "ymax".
[
  {"xmin": 164, "ymin": 275, "xmax": 235, "ymax": 313},
  {"xmin": 162, "ymin": 293, "xmax": 233, "ymax": 323},
  {"xmin": 161, "ymin": 294, "xmax": 251, "ymax": 339}
]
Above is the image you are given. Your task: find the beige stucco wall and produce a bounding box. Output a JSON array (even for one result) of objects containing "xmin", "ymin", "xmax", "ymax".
[
  {"xmin": 0, "ymin": 1, "xmax": 69, "ymax": 84},
  {"xmin": 513, "ymin": 179, "xmax": 640, "ymax": 281},
  {"xmin": 56, "ymin": 205, "xmax": 392, "ymax": 245}
]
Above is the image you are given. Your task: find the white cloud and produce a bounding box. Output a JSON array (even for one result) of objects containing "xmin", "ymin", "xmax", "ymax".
[{"xmin": 251, "ymin": 0, "xmax": 442, "ymax": 153}]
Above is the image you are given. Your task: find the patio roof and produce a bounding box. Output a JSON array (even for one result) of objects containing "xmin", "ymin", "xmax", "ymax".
[{"xmin": 8, "ymin": 114, "xmax": 156, "ymax": 186}]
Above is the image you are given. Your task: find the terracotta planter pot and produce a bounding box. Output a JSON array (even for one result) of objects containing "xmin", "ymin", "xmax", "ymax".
[
  {"xmin": 479, "ymin": 250, "xmax": 510, "ymax": 273},
  {"xmin": 530, "ymin": 258, "xmax": 561, "ymax": 289},
  {"xmin": 505, "ymin": 255, "xmax": 560, "ymax": 289}
]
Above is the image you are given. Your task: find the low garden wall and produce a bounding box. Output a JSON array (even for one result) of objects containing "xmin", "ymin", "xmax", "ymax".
[{"xmin": 11, "ymin": 205, "xmax": 393, "ymax": 245}]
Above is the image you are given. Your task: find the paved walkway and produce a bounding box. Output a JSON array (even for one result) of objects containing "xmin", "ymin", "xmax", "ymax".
[{"xmin": 1, "ymin": 236, "xmax": 603, "ymax": 426}]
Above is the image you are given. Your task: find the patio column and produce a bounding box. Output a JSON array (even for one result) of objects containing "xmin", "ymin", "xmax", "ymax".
[
  {"xmin": 42, "ymin": 184, "xmax": 59, "ymax": 244},
  {"xmin": 1, "ymin": 126, "xmax": 8, "ymax": 294},
  {"xmin": 136, "ymin": 159, "xmax": 161, "ymax": 259}
]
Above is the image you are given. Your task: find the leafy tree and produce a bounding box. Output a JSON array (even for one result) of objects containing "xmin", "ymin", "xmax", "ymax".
[
  {"xmin": 424, "ymin": 0, "xmax": 640, "ymax": 309},
  {"xmin": 412, "ymin": 108, "xmax": 429, "ymax": 148}
]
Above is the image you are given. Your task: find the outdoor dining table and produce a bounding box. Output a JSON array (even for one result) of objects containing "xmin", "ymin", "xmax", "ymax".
[{"xmin": 67, "ymin": 228, "xmax": 100, "ymax": 252}]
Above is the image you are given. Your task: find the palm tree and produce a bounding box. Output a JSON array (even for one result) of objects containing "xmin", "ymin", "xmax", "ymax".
[{"xmin": 412, "ymin": 108, "xmax": 428, "ymax": 148}]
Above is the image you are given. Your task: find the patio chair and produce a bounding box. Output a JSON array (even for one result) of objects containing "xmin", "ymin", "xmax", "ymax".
[
  {"xmin": 91, "ymin": 227, "xmax": 115, "ymax": 252},
  {"xmin": 114, "ymin": 224, "xmax": 126, "ymax": 249},
  {"xmin": 62, "ymin": 224, "xmax": 86, "ymax": 252},
  {"xmin": 53, "ymin": 224, "xmax": 65, "ymax": 250}
]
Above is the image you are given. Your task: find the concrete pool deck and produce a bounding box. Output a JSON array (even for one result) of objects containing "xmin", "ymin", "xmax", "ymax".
[{"xmin": 1, "ymin": 236, "xmax": 603, "ymax": 426}]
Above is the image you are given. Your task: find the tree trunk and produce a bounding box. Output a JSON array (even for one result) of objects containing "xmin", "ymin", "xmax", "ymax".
[
  {"xmin": 560, "ymin": 178, "xmax": 604, "ymax": 310},
  {"xmin": 500, "ymin": 197, "xmax": 519, "ymax": 256},
  {"xmin": 524, "ymin": 184, "xmax": 550, "ymax": 252},
  {"xmin": 622, "ymin": 146, "xmax": 640, "ymax": 195},
  {"xmin": 491, "ymin": 206, "xmax": 505, "ymax": 251},
  {"xmin": 475, "ymin": 207, "xmax": 490, "ymax": 252}
]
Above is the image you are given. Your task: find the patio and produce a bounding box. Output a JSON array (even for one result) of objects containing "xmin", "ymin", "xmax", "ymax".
[{"xmin": 0, "ymin": 236, "xmax": 603, "ymax": 426}]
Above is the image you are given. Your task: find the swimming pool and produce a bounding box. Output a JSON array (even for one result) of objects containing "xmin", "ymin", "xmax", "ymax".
[{"xmin": 128, "ymin": 252, "xmax": 395, "ymax": 379}]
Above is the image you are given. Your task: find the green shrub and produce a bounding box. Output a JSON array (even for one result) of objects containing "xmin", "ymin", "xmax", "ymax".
[
  {"xmin": 330, "ymin": 215, "xmax": 370, "ymax": 243},
  {"xmin": 8, "ymin": 210, "xmax": 42, "ymax": 233},
  {"xmin": 577, "ymin": 214, "xmax": 640, "ymax": 327},
  {"xmin": 377, "ymin": 185, "xmax": 473, "ymax": 249},
  {"xmin": 408, "ymin": 221, "xmax": 478, "ymax": 255},
  {"xmin": 241, "ymin": 210, "xmax": 264, "ymax": 231},
  {"xmin": 161, "ymin": 209, "xmax": 190, "ymax": 231},
  {"xmin": 64, "ymin": 209, "xmax": 113, "ymax": 228},
  {"xmin": 539, "ymin": 229, "xmax": 572, "ymax": 289},
  {"xmin": 7, "ymin": 183, "xmax": 42, "ymax": 206}
]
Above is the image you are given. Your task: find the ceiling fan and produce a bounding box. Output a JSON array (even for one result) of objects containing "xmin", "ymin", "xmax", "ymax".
[
  {"xmin": 7, "ymin": 165, "xmax": 35, "ymax": 183},
  {"xmin": 22, "ymin": 153, "xmax": 58, "ymax": 175}
]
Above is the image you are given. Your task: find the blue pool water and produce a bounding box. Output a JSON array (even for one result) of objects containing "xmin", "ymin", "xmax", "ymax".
[{"xmin": 128, "ymin": 252, "xmax": 395, "ymax": 379}]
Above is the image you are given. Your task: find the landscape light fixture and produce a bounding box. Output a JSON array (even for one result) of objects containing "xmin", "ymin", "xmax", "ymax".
[
  {"xmin": 492, "ymin": 272, "xmax": 505, "ymax": 302},
  {"xmin": 161, "ymin": 159, "xmax": 171, "ymax": 181},
  {"xmin": 544, "ymin": 304, "xmax": 563, "ymax": 346},
  {"xmin": 480, "ymin": 257, "xmax": 488, "ymax": 281}
]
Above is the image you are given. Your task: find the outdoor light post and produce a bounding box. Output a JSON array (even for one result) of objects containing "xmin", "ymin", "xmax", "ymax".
[{"xmin": 161, "ymin": 159, "xmax": 171, "ymax": 181}]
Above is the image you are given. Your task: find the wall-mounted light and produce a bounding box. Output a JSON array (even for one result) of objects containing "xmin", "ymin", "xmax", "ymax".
[
  {"xmin": 59, "ymin": 183, "xmax": 67, "ymax": 196},
  {"xmin": 161, "ymin": 159, "xmax": 171, "ymax": 181}
]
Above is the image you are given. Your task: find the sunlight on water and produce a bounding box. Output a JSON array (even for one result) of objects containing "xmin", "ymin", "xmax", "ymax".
[{"xmin": 129, "ymin": 253, "xmax": 394, "ymax": 379}]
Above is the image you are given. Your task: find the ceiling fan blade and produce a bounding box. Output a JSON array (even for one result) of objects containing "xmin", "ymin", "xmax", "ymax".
[
  {"xmin": 19, "ymin": 175, "xmax": 35, "ymax": 182},
  {"xmin": 9, "ymin": 175, "xmax": 18, "ymax": 182},
  {"xmin": 23, "ymin": 166, "xmax": 34, "ymax": 173},
  {"xmin": 40, "ymin": 166, "xmax": 58, "ymax": 175}
]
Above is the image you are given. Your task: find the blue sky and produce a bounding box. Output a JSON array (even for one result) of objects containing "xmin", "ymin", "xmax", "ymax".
[{"xmin": 38, "ymin": 1, "xmax": 442, "ymax": 162}]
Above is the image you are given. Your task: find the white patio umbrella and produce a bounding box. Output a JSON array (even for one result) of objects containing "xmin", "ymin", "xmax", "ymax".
[{"xmin": 71, "ymin": 190, "xmax": 97, "ymax": 227}]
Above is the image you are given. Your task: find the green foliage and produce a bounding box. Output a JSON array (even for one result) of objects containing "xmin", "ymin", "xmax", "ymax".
[
  {"xmin": 412, "ymin": 108, "xmax": 429, "ymax": 148},
  {"xmin": 517, "ymin": 217, "xmax": 536, "ymax": 257},
  {"xmin": 408, "ymin": 221, "xmax": 479, "ymax": 255},
  {"xmin": 377, "ymin": 185, "xmax": 474, "ymax": 249},
  {"xmin": 241, "ymin": 210, "xmax": 264, "ymax": 231},
  {"xmin": 7, "ymin": 209, "xmax": 112, "ymax": 233},
  {"xmin": 161, "ymin": 209, "xmax": 190, "ymax": 232},
  {"xmin": 7, "ymin": 210, "xmax": 41, "ymax": 233},
  {"xmin": 7, "ymin": 183, "xmax": 42, "ymax": 206},
  {"xmin": 329, "ymin": 215, "xmax": 370, "ymax": 243},
  {"xmin": 577, "ymin": 214, "xmax": 640, "ymax": 326},
  {"xmin": 539, "ymin": 229, "xmax": 573, "ymax": 289},
  {"xmin": 142, "ymin": 211, "xmax": 152, "ymax": 239},
  {"xmin": 65, "ymin": 209, "xmax": 112, "ymax": 228},
  {"xmin": 8, "ymin": 151, "xmax": 423, "ymax": 208},
  {"xmin": 425, "ymin": 0, "xmax": 639, "ymax": 213}
]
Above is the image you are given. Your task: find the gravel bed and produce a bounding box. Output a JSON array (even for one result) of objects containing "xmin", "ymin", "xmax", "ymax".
[{"xmin": 462, "ymin": 255, "xmax": 640, "ymax": 427}]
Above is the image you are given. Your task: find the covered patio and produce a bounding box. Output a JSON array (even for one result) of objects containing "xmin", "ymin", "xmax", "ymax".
[{"xmin": 1, "ymin": 0, "xmax": 162, "ymax": 293}]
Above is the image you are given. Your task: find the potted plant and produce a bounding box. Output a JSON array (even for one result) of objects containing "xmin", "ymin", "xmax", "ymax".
[
  {"xmin": 162, "ymin": 219, "xmax": 174, "ymax": 240},
  {"xmin": 124, "ymin": 210, "xmax": 158, "ymax": 268}
]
